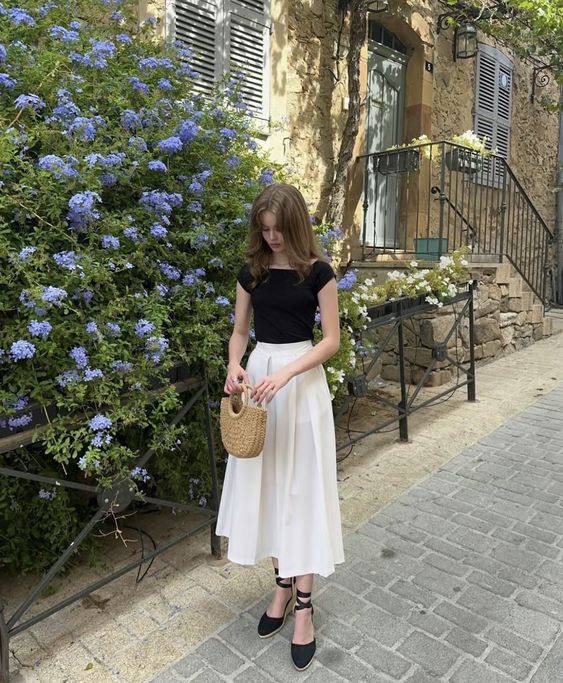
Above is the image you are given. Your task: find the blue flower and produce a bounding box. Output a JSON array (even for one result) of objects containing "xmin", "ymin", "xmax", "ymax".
[
  {"xmin": 38, "ymin": 2, "xmax": 56, "ymax": 17},
  {"xmin": 101, "ymin": 235, "xmax": 120, "ymax": 249},
  {"xmin": 14, "ymin": 94, "xmax": 46, "ymax": 112},
  {"xmin": 123, "ymin": 226, "xmax": 140, "ymax": 241},
  {"xmin": 50, "ymin": 26, "xmax": 79, "ymax": 43},
  {"xmin": 157, "ymin": 78, "xmax": 173, "ymax": 91},
  {"xmin": 84, "ymin": 368, "xmax": 103, "ymax": 381},
  {"xmin": 106, "ymin": 322, "xmax": 121, "ymax": 337},
  {"xmin": 42, "ymin": 286, "xmax": 67, "ymax": 306},
  {"xmin": 122, "ymin": 109, "xmax": 142, "ymax": 132},
  {"xmin": 86, "ymin": 321, "xmax": 98, "ymax": 335},
  {"xmin": 131, "ymin": 466, "xmax": 150, "ymax": 482},
  {"xmin": 100, "ymin": 172, "xmax": 117, "ymax": 186},
  {"xmin": 57, "ymin": 369, "xmax": 80, "ymax": 387},
  {"xmin": 215, "ymin": 296, "xmax": 230, "ymax": 306},
  {"xmin": 178, "ymin": 119, "xmax": 199, "ymax": 143},
  {"xmin": 157, "ymin": 136, "xmax": 182, "ymax": 155},
  {"xmin": 38, "ymin": 155, "xmax": 77, "ymax": 179},
  {"xmin": 110, "ymin": 10, "xmax": 124, "ymax": 20},
  {"xmin": 91, "ymin": 432, "xmax": 112, "ymax": 448},
  {"xmin": 67, "ymin": 191, "xmax": 101, "ymax": 229},
  {"xmin": 259, "ymin": 169, "xmax": 275, "ymax": 184},
  {"xmin": 128, "ymin": 135, "xmax": 147, "ymax": 151},
  {"xmin": 17, "ymin": 246, "xmax": 36, "ymax": 261},
  {"xmin": 219, "ymin": 128, "xmax": 236, "ymax": 139},
  {"xmin": 128, "ymin": 76, "xmax": 149, "ymax": 93},
  {"xmin": 111, "ymin": 360, "xmax": 132, "ymax": 372},
  {"xmin": 135, "ymin": 319, "xmax": 155, "ymax": 337},
  {"xmin": 38, "ymin": 489, "xmax": 57, "ymax": 501},
  {"xmin": 28, "ymin": 320, "xmax": 52, "ymax": 339},
  {"xmin": 148, "ymin": 160, "xmax": 167, "ymax": 173},
  {"xmin": 8, "ymin": 412, "xmax": 33, "ymax": 429},
  {"xmin": 226, "ymin": 156, "xmax": 240, "ymax": 168},
  {"xmin": 89, "ymin": 414, "xmax": 112, "ymax": 431},
  {"xmin": 0, "ymin": 73, "xmax": 17, "ymax": 89},
  {"xmin": 68, "ymin": 116, "xmax": 98, "ymax": 142},
  {"xmin": 138, "ymin": 57, "xmax": 173, "ymax": 70},
  {"xmin": 116, "ymin": 33, "xmax": 132, "ymax": 44},
  {"xmin": 144, "ymin": 336, "xmax": 169, "ymax": 364},
  {"xmin": 158, "ymin": 261, "xmax": 181, "ymax": 281},
  {"xmin": 150, "ymin": 222, "xmax": 167, "ymax": 237},
  {"xmin": 189, "ymin": 180, "xmax": 203, "ymax": 195},
  {"xmin": 0, "ymin": 45, "xmax": 6, "ymax": 63},
  {"xmin": 209, "ymin": 257, "xmax": 223, "ymax": 268},
  {"xmin": 139, "ymin": 190, "xmax": 182, "ymax": 217},
  {"xmin": 8, "ymin": 8, "xmax": 35, "ymax": 26},
  {"xmin": 10, "ymin": 340, "xmax": 36, "ymax": 361},
  {"xmin": 70, "ymin": 346, "xmax": 89, "ymax": 369},
  {"xmin": 53, "ymin": 250, "xmax": 79, "ymax": 270},
  {"xmin": 337, "ymin": 270, "xmax": 357, "ymax": 290}
]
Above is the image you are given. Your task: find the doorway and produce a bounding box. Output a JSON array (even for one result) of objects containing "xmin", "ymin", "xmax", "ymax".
[{"xmin": 365, "ymin": 23, "xmax": 408, "ymax": 248}]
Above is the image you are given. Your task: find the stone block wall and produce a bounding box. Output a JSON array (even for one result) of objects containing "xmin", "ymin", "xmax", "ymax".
[{"xmin": 369, "ymin": 263, "xmax": 553, "ymax": 387}]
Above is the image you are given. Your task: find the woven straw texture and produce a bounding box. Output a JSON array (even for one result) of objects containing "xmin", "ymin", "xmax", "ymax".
[{"xmin": 220, "ymin": 385, "xmax": 267, "ymax": 458}]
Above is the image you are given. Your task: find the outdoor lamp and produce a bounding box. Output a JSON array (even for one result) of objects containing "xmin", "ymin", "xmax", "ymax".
[
  {"xmin": 454, "ymin": 22, "xmax": 477, "ymax": 60},
  {"xmin": 367, "ymin": 0, "xmax": 389, "ymax": 13}
]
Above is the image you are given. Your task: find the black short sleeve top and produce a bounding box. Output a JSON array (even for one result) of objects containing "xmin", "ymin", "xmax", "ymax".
[{"xmin": 237, "ymin": 260, "xmax": 336, "ymax": 344}]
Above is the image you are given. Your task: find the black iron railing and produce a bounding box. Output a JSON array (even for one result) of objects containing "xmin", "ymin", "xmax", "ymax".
[{"xmin": 358, "ymin": 141, "xmax": 554, "ymax": 304}]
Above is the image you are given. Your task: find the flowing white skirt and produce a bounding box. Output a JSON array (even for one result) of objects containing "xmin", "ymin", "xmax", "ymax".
[{"xmin": 216, "ymin": 340, "xmax": 345, "ymax": 578}]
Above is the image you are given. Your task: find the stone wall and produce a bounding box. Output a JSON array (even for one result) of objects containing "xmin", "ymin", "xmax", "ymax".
[
  {"xmin": 371, "ymin": 263, "xmax": 553, "ymax": 387},
  {"xmin": 273, "ymin": 0, "xmax": 560, "ymax": 239}
]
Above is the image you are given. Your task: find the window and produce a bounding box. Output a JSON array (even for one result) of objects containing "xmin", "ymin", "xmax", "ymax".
[
  {"xmin": 474, "ymin": 44, "xmax": 513, "ymax": 186},
  {"xmin": 168, "ymin": 0, "xmax": 270, "ymax": 121}
]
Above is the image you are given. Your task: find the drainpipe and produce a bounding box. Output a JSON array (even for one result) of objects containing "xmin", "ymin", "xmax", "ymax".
[{"xmin": 557, "ymin": 85, "xmax": 563, "ymax": 304}]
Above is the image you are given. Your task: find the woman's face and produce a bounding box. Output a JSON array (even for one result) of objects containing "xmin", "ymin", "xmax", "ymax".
[{"xmin": 260, "ymin": 210, "xmax": 285, "ymax": 253}]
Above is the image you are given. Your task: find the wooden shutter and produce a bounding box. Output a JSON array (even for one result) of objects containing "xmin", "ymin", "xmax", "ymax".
[
  {"xmin": 227, "ymin": 0, "xmax": 270, "ymax": 120},
  {"xmin": 171, "ymin": 0, "xmax": 219, "ymax": 96},
  {"xmin": 168, "ymin": 0, "xmax": 270, "ymax": 121},
  {"xmin": 474, "ymin": 45, "xmax": 513, "ymax": 186}
]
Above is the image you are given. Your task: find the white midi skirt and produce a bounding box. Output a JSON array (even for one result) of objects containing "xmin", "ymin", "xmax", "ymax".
[{"xmin": 216, "ymin": 340, "xmax": 345, "ymax": 578}]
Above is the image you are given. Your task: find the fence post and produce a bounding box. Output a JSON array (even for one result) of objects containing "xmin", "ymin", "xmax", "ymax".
[
  {"xmin": 438, "ymin": 143, "xmax": 447, "ymax": 259},
  {"xmin": 467, "ymin": 282, "xmax": 477, "ymax": 402},
  {"xmin": 498, "ymin": 159, "xmax": 508, "ymax": 261},
  {"xmin": 0, "ymin": 601, "xmax": 9, "ymax": 683},
  {"xmin": 361, "ymin": 156, "xmax": 370, "ymax": 260},
  {"xmin": 397, "ymin": 302, "xmax": 409, "ymax": 441}
]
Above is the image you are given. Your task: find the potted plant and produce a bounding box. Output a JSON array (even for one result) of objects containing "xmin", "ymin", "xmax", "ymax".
[
  {"xmin": 445, "ymin": 131, "xmax": 494, "ymax": 174},
  {"xmin": 377, "ymin": 135, "xmax": 432, "ymax": 175}
]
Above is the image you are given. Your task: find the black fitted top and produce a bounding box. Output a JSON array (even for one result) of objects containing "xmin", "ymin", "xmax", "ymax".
[{"xmin": 237, "ymin": 261, "xmax": 336, "ymax": 343}]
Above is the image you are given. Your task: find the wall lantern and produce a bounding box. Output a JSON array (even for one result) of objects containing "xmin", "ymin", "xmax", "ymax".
[
  {"xmin": 367, "ymin": 0, "xmax": 389, "ymax": 12},
  {"xmin": 437, "ymin": 13, "xmax": 478, "ymax": 61},
  {"xmin": 454, "ymin": 22, "xmax": 477, "ymax": 60}
]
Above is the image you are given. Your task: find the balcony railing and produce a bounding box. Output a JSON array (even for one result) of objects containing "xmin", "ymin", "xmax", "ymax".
[{"xmin": 357, "ymin": 141, "xmax": 554, "ymax": 304}]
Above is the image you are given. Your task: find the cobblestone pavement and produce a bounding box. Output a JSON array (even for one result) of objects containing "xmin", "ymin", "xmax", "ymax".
[{"xmin": 152, "ymin": 384, "xmax": 563, "ymax": 682}]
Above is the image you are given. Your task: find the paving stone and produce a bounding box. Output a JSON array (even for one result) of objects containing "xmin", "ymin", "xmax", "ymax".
[
  {"xmin": 512, "ymin": 522, "xmax": 558, "ymax": 544},
  {"xmin": 445, "ymin": 627, "xmax": 488, "ymax": 657},
  {"xmin": 358, "ymin": 524, "xmax": 426, "ymax": 558},
  {"xmin": 448, "ymin": 529, "xmax": 498, "ymax": 554},
  {"xmin": 471, "ymin": 508, "xmax": 514, "ymax": 529},
  {"xmin": 410, "ymin": 512, "xmax": 459, "ymax": 537},
  {"xmin": 491, "ymin": 543, "xmax": 542, "ymax": 572},
  {"xmin": 191, "ymin": 669, "xmax": 226, "ymax": 683},
  {"xmin": 485, "ymin": 647, "xmax": 533, "ymax": 680},
  {"xmin": 328, "ymin": 568, "xmax": 373, "ymax": 597},
  {"xmin": 404, "ymin": 668, "xmax": 443, "ymax": 682},
  {"xmin": 389, "ymin": 579, "xmax": 438, "ymax": 609},
  {"xmin": 352, "ymin": 606, "xmax": 412, "ymax": 647},
  {"xmin": 314, "ymin": 585, "xmax": 369, "ymax": 623},
  {"xmin": 318, "ymin": 645, "xmax": 383, "ymax": 682},
  {"xmin": 536, "ymin": 559, "xmax": 563, "ymax": 583},
  {"xmin": 486, "ymin": 625, "xmax": 543, "ymax": 662},
  {"xmin": 515, "ymin": 590, "xmax": 563, "ymax": 621},
  {"xmin": 450, "ymin": 659, "xmax": 516, "ymax": 683},
  {"xmin": 348, "ymin": 562, "xmax": 396, "ymax": 588},
  {"xmin": 363, "ymin": 586, "xmax": 413, "ymax": 617},
  {"xmin": 233, "ymin": 664, "xmax": 276, "ymax": 682},
  {"xmin": 422, "ymin": 552, "xmax": 468, "ymax": 578},
  {"xmin": 302, "ymin": 666, "xmax": 346, "ymax": 682},
  {"xmin": 193, "ymin": 638, "xmax": 245, "ymax": 676},
  {"xmin": 172, "ymin": 653, "xmax": 206, "ymax": 678},
  {"xmin": 217, "ymin": 615, "xmax": 266, "ymax": 660},
  {"xmin": 466, "ymin": 570, "xmax": 516, "ymax": 597},
  {"xmin": 320, "ymin": 619, "xmax": 364, "ymax": 651},
  {"xmin": 451, "ymin": 513, "xmax": 495, "ymax": 535},
  {"xmin": 530, "ymin": 632, "xmax": 563, "ymax": 682},
  {"xmin": 355, "ymin": 639, "xmax": 411, "ymax": 678},
  {"xmin": 504, "ymin": 604, "xmax": 560, "ymax": 645},
  {"xmin": 434, "ymin": 601, "xmax": 488, "ymax": 634},
  {"xmin": 397, "ymin": 630, "xmax": 460, "ymax": 676},
  {"xmin": 151, "ymin": 669, "xmax": 185, "ymax": 683},
  {"xmin": 407, "ymin": 609, "xmax": 450, "ymax": 638},
  {"xmin": 524, "ymin": 538, "xmax": 560, "ymax": 560},
  {"xmin": 492, "ymin": 528, "xmax": 527, "ymax": 545},
  {"xmin": 254, "ymin": 639, "xmax": 306, "ymax": 682},
  {"xmin": 423, "ymin": 537, "xmax": 467, "ymax": 561},
  {"xmin": 413, "ymin": 565, "xmax": 465, "ymax": 600}
]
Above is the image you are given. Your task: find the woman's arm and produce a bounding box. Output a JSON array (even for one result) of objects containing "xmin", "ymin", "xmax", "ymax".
[
  {"xmin": 252, "ymin": 278, "xmax": 340, "ymax": 404},
  {"xmin": 224, "ymin": 283, "xmax": 252, "ymax": 394}
]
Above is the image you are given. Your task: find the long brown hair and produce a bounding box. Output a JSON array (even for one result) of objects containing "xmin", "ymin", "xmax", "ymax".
[{"xmin": 245, "ymin": 184, "xmax": 325, "ymax": 289}]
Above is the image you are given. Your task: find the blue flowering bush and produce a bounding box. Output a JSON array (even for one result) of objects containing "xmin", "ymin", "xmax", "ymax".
[{"xmin": 0, "ymin": 0, "xmax": 279, "ymax": 571}]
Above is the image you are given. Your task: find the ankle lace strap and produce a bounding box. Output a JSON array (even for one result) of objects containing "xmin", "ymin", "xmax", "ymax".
[
  {"xmin": 274, "ymin": 567, "xmax": 293, "ymax": 588},
  {"xmin": 294, "ymin": 589, "xmax": 312, "ymax": 610}
]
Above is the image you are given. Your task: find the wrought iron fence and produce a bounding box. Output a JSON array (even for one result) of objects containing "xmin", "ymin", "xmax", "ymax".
[{"xmin": 358, "ymin": 141, "xmax": 554, "ymax": 304}]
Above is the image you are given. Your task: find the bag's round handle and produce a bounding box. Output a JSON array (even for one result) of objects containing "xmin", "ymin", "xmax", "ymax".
[{"xmin": 228, "ymin": 383, "xmax": 252, "ymax": 418}]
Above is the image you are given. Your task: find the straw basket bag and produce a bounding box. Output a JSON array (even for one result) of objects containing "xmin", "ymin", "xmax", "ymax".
[{"xmin": 220, "ymin": 384, "xmax": 267, "ymax": 458}]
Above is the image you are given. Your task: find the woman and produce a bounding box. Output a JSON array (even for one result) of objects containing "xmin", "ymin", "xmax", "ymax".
[{"xmin": 216, "ymin": 183, "xmax": 344, "ymax": 671}]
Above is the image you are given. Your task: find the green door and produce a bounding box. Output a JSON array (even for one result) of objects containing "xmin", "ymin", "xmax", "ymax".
[{"xmin": 365, "ymin": 42, "xmax": 407, "ymax": 248}]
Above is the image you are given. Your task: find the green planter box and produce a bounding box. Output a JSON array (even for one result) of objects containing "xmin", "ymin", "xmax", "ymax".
[{"xmin": 414, "ymin": 238, "xmax": 448, "ymax": 261}]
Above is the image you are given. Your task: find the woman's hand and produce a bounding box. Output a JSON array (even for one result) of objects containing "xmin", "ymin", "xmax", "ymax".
[
  {"xmin": 252, "ymin": 369, "xmax": 292, "ymax": 404},
  {"xmin": 224, "ymin": 363, "xmax": 250, "ymax": 394}
]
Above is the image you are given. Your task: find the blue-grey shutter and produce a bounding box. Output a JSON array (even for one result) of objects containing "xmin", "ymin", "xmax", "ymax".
[
  {"xmin": 474, "ymin": 44, "xmax": 513, "ymax": 186},
  {"xmin": 227, "ymin": 0, "xmax": 270, "ymax": 120}
]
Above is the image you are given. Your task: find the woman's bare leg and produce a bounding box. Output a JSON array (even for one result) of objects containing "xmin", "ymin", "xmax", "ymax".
[
  {"xmin": 265, "ymin": 558, "xmax": 294, "ymax": 617},
  {"xmin": 292, "ymin": 573, "xmax": 314, "ymax": 644}
]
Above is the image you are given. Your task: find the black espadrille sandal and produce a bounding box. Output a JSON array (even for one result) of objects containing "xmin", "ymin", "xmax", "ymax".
[
  {"xmin": 257, "ymin": 568, "xmax": 295, "ymax": 638},
  {"xmin": 290, "ymin": 589, "xmax": 316, "ymax": 671}
]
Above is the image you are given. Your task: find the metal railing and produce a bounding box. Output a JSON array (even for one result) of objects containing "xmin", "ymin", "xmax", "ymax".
[{"xmin": 358, "ymin": 141, "xmax": 554, "ymax": 304}]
